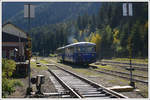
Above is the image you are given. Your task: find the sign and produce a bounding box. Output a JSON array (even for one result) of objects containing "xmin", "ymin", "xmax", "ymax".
[
  {"xmin": 24, "ymin": 4, "xmax": 35, "ymax": 18},
  {"xmin": 123, "ymin": 3, "xmax": 127, "ymax": 16},
  {"xmin": 123, "ymin": 3, "xmax": 133, "ymax": 16},
  {"xmin": 128, "ymin": 3, "xmax": 133, "ymax": 16}
]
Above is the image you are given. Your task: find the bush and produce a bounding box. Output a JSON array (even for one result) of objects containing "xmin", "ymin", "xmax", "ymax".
[
  {"xmin": 2, "ymin": 59, "xmax": 16, "ymax": 78},
  {"xmin": 2, "ymin": 78, "xmax": 15, "ymax": 97},
  {"xmin": 2, "ymin": 78, "xmax": 23, "ymax": 97},
  {"xmin": 2, "ymin": 59, "xmax": 23, "ymax": 98}
]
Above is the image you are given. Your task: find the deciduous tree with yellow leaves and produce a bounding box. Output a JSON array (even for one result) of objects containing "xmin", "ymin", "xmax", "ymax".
[{"xmin": 90, "ymin": 30, "xmax": 102, "ymax": 58}]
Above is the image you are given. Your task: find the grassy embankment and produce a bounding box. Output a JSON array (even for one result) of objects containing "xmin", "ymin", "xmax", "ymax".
[{"xmin": 106, "ymin": 58, "xmax": 148, "ymax": 64}]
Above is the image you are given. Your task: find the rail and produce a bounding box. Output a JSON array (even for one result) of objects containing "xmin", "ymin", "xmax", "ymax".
[{"xmin": 54, "ymin": 65, "xmax": 128, "ymax": 98}]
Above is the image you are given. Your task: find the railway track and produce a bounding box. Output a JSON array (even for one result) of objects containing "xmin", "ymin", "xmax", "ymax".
[
  {"xmin": 101, "ymin": 68, "xmax": 147, "ymax": 79},
  {"xmin": 48, "ymin": 65, "xmax": 128, "ymax": 98},
  {"xmin": 92, "ymin": 68, "xmax": 148, "ymax": 85},
  {"xmin": 48, "ymin": 59, "xmax": 148, "ymax": 84},
  {"xmin": 49, "ymin": 59, "xmax": 148, "ymax": 83},
  {"xmin": 49, "ymin": 74, "xmax": 72, "ymax": 98},
  {"xmin": 99, "ymin": 61, "xmax": 148, "ymax": 71},
  {"xmin": 101, "ymin": 60, "xmax": 148, "ymax": 67}
]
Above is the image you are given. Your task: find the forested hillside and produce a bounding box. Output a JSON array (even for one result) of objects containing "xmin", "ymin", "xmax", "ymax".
[
  {"xmin": 3, "ymin": 2, "xmax": 101, "ymax": 30},
  {"xmin": 31, "ymin": 2, "xmax": 148, "ymax": 59}
]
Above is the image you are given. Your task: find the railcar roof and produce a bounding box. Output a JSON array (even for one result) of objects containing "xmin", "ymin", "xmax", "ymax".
[
  {"xmin": 57, "ymin": 42, "xmax": 96, "ymax": 50},
  {"xmin": 57, "ymin": 46, "xmax": 65, "ymax": 50}
]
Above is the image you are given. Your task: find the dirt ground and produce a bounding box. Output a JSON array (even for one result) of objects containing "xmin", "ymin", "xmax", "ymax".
[{"xmin": 7, "ymin": 62, "xmax": 57, "ymax": 98}]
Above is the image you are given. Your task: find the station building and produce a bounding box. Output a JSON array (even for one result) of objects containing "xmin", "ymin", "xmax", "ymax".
[{"xmin": 2, "ymin": 22, "xmax": 28, "ymax": 61}]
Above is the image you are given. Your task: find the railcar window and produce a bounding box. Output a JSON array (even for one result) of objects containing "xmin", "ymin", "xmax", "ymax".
[{"xmin": 77, "ymin": 46, "xmax": 95, "ymax": 53}]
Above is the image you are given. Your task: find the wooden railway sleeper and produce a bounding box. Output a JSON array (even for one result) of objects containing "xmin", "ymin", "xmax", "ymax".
[
  {"xmin": 82, "ymin": 94, "xmax": 108, "ymax": 97},
  {"xmin": 48, "ymin": 69, "xmax": 82, "ymax": 98},
  {"xmin": 55, "ymin": 65, "xmax": 128, "ymax": 98}
]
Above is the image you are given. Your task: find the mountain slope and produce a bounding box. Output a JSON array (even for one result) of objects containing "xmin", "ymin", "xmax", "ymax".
[{"xmin": 3, "ymin": 2, "xmax": 101, "ymax": 30}]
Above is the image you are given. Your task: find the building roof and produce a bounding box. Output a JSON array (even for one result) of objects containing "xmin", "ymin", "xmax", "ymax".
[
  {"xmin": 2, "ymin": 22, "xmax": 27, "ymax": 39},
  {"xmin": 2, "ymin": 32, "xmax": 28, "ymax": 42}
]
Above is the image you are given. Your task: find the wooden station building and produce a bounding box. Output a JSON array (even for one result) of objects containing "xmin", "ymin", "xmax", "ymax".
[
  {"xmin": 2, "ymin": 22, "xmax": 28, "ymax": 77},
  {"xmin": 2, "ymin": 22, "xmax": 28, "ymax": 61}
]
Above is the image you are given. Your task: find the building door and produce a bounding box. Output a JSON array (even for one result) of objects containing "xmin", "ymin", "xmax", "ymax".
[{"xmin": 9, "ymin": 49, "xmax": 14, "ymax": 59}]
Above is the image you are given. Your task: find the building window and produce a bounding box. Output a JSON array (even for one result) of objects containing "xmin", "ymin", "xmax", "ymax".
[{"xmin": 2, "ymin": 50, "xmax": 6, "ymax": 58}]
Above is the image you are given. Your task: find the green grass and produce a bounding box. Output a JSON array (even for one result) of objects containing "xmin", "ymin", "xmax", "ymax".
[
  {"xmin": 110, "ymin": 58, "xmax": 148, "ymax": 64},
  {"xmin": 74, "ymin": 67, "xmax": 130, "ymax": 86},
  {"xmin": 11, "ymin": 79, "xmax": 24, "ymax": 87},
  {"xmin": 31, "ymin": 61, "xmax": 48, "ymax": 70},
  {"xmin": 74, "ymin": 68, "xmax": 100, "ymax": 76},
  {"xmin": 39, "ymin": 60, "xmax": 49, "ymax": 64},
  {"xmin": 107, "ymin": 78, "xmax": 129, "ymax": 86},
  {"xmin": 92, "ymin": 63, "xmax": 148, "ymax": 77},
  {"xmin": 49, "ymin": 54, "xmax": 57, "ymax": 57},
  {"xmin": 91, "ymin": 64, "xmax": 115, "ymax": 70}
]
